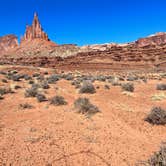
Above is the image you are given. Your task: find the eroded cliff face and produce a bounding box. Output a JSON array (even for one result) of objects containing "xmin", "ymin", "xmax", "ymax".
[
  {"xmin": 21, "ymin": 13, "xmax": 49, "ymax": 43},
  {"xmin": 135, "ymin": 32, "xmax": 166, "ymax": 47},
  {"xmin": 0, "ymin": 35, "xmax": 18, "ymax": 54}
]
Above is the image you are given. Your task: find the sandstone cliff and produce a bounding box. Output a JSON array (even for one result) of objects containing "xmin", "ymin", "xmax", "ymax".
[
  {"xmin": 0, "ymin": 35, "xmax": 18, "ymax": 54},
  {"xmin": 135, "ymin": 32, "xmax": 166, "ymax": 47}
]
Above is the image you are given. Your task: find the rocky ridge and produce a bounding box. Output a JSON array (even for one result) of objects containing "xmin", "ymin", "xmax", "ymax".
[
  {"xmin": 0, "ymin": 13, "xmax": 166, "ymax": 71},
  {"xmin": 135, "ymin": 32, "xmax": 166, "ymax": 47}
]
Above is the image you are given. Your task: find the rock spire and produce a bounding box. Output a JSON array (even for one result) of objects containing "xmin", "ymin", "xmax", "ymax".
[{"xmin": 21, "ymin": 12, "xmax": 49, "ymax": 43}]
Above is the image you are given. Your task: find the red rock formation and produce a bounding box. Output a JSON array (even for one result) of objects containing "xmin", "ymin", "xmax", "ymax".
[
  {"xmin": 0, "ymin": 35, "xmax": 18, "ymax": 54},
  {"xmin": 21, "ymin": 13, "xmax": 49, "ymax": 43},
  {"xmin": 135, "ymin": 32, "xmax": 166, "ymax": 47}
]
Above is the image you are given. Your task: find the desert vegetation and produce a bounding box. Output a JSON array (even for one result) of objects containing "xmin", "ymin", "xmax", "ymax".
[
  {"xmin": 0, "ymin": 66, "xmax": 166, "ymax": 165},
  {"xmin": 74, "ymin": 97, "xmax": 100, "ymax": 115},
  {"xmin": 50, "ymin": 96, "xmax": 67, "ymax": 106},
  {"xmin": 145, "ymin": 107, "xmax": 166, "ymax": 125},
  {"xmin": 19, "ymin": 103, "xmax": 34, "ymax": 109},
  {"xmin": 121, "ymin": 83, "xmax": 134, "ymax": 92},
  {"xmin": 79, "ymin": 81, "xmax": 96, "ymax": 94},
  {"xmin": 140, "ymin": 143, "xmax": 166, "ymax": 165},
  {"xmin": 157, "ymin": 83, "xmax": 166, "ymax": 90}
]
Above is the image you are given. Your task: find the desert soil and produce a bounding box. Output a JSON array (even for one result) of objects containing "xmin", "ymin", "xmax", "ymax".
[{"xmin": 0, "ymin": 65, "xmax": 166, "ymax": 166}]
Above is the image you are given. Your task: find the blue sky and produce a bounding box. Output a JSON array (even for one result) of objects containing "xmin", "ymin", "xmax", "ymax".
[{"xmin": 0, "ymin": 0, "xmax": 166, "ymax": 46}]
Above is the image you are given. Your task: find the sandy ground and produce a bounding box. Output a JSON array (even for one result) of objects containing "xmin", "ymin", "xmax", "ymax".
[{"xmin": 0, "ymin": 66, "xmax": 166, "ymax": 166}]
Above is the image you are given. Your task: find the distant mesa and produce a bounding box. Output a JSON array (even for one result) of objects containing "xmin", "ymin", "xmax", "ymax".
[{"xmin": 21, "ymin": 12, "xmax": 50, "ymax": 43}]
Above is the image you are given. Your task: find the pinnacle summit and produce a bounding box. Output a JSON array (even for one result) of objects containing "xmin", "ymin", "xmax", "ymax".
[{"xmin": 21, "ymin": 12, "xmax": 49, "ymax": 43}]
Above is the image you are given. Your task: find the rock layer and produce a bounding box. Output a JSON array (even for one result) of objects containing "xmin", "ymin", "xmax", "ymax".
[
  {"xmin": 1, "ymin": 43, "xmax": 166, "ymax": 72},
  {"xmin": 135, "ymin": 32, "xmax": 166, "ymax": 47}
]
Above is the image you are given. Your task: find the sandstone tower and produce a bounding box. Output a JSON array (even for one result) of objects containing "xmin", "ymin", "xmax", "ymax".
[{"xmin": 21, "ymin": 13, "xmax": 49, "ymax": 43}]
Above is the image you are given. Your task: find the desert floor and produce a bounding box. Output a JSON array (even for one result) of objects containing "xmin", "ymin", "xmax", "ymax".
[{"xmin": 0, "ymin": 65, "xmax": 166, "ymax": 166}]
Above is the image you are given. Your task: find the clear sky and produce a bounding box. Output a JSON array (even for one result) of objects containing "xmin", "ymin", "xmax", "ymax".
[{"xmin": 0, "ymin": 0, "xmax": 166, "ymax": 46}]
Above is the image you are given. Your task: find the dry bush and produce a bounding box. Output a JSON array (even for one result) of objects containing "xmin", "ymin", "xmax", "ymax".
[
  {"xmin": 6, "ymin": 73, "xmax": 24, "ymax": 82},
  {"xmin": 25, "ymin": 87, "xmax": 39, "ymax": 97},
  {"xmin": 126, "ymin": 75, "xmax": 138, "ymax": 81},
  {"xmin": 40, "ymin": 81, "xmax": 50, "ymax": 89},
  {"xmin": 74, "ymin": 97, "xmax": 100, "ymax": 115},
  {"xmin": 96, "ymin": 75, "xmax": 106, "ymax": 82},
  {"xmin": 148, "ymin": 144, "xmax": 166, "ymax": 165},
  {"xmin": 19, "ymin": 103, "xmax": 34, "ymax": 109},
  {"xmin": 28, "ymin": 80, "xmax": 35, "ymax": 84},
  {"xmin": 0, "ymin": 95, "xmax": 4, "ymax": 100},
  {"xmin": 139, "ymin": 143, "xmax": 166, "ymax": 166},
  {"xmin": 47, "ymin": 75, "xmax": 60, "ymax": 84},
  {"xmin": 157, "ymin": 84, "xmax": 166, "ymax": 90},
  {"xmin": 36, "ymin": 93, "xmax": 47, "ymax": 102},
  {"xmin": 109, "ymin": 77, "xmax": 121, "ymax": 86},
  {"xmin": 0, "ymin": 87, "xmax": 14, "ymax": 96},
  {"xmin": 1, "ymin": 79, "xmax": 8, "ymax": 83},
  {"xmin": 121, "ymin": 83, "xmax": 134, "ymax": 92},
  {"xmin": 79, "ymin": 81, "xmax": 96, "ymax": 94},
  {"xmin": 104, "ymin": 84, "xmax": 110, "ymax": 90},
  {"xmin": 145, "ymin": 107, "xmax": 166, "ymax": 125},
  {"xmin": 63, "ymin": 74, "xmax": 74, "ymax": 81},
  {"xmin": 50, "ymin": 96, "xmax": 67, "ymax": 106},
  {"xmin": 23, "ymin": 74, "xmax": 32, "ymax": 81},
  {"xmin": 0, "ymin": 88, "xmax": 8, "ymax": 96},
  {"xmin": 32, "ymin": 73, "xmax": 40, "ymax": 77}
]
